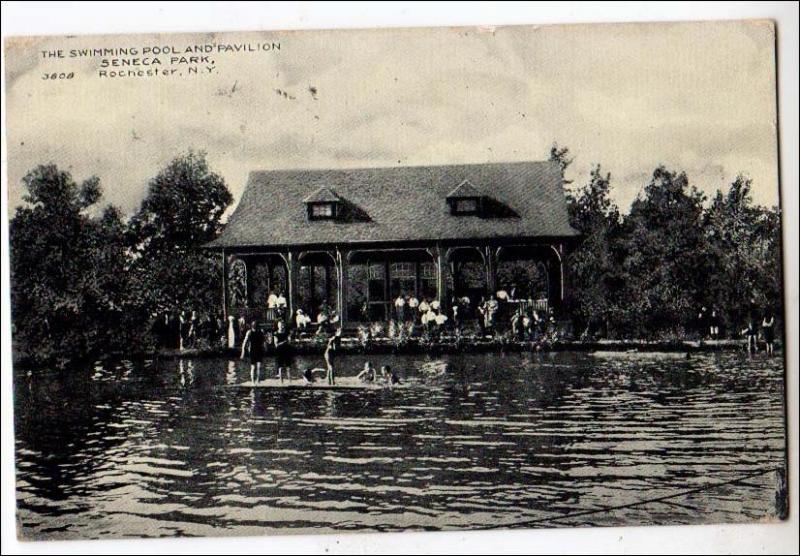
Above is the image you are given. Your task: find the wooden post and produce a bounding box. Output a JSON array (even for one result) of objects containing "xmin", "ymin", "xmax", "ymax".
[
  {"xmin": 484, "ymin": 244, "xmax": 497, "ymax": 295},
  {"xmin": 557, "ymin": 242, "xmax": 565, "ymax": 304},
  {"xmin": 324, "ymin": 263, "xmax": 332, "ymax": 309},
  {"xmin": 337, "ymin": 248, "xmax": 348, "ymax": 328},
  {"xmin": 221, "ymin": 248, "xmax": 228, "ymax": 321},
  {"xmin": 287, "ymin": 251, "xmax": 299, "ymax": 323},
  {"xmin": 435, "ymin": 244, "xmax": 444, "ymax": 305},
  {"xmin": 244, "ymin": 256, "xmax": 252, "ymax": 308}
]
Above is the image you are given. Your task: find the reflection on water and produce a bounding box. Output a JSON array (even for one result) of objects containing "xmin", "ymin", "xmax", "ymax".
[{"xmin": 14, "ymin": 352, "xmax": 786, "ymax": 539}]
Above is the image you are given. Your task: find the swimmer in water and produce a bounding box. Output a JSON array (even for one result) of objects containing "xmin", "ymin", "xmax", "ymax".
[
  {"xmin": 381, "ymin": 365, "xmax": 401, "ymax": 385},
  {"xmin": 356, "ymin": 361, "xmax": 376, "ymax": 382},
  {"xmin": 301, "ymin": 367, "xmax": 328, "ymax": 384}
]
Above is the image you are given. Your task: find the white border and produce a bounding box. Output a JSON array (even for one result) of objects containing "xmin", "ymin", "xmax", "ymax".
[{"xmin": 2, "ymin": 2, "xmax": 797, "ymax": 554}]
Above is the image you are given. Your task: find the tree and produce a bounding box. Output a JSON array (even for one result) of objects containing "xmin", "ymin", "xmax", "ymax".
[
  {"xmin": 564, "ymin": 165, "xmax": 623, "ymax": 337},
  {"xmin": 619, "ymin": 167, "xmax": 711, "ymax": 338},
  {"xmin": 9, "ymin": 165, "xmax": 130, "ymax": 366},
  {"xmin": 127, "ymin": 151, "xmax": 232, "ymax": 316},
  {"xmin": 704, "ymin": 175, "xmax": 783, "ymax": 334},
  {"xmin": 549, "ymin": 142, "xmax": 574, "ymax": 184}
]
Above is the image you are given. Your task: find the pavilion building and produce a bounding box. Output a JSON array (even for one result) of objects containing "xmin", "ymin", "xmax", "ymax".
[{"xmin": 206, "ymin": 160, "xmax": 580, "ymax": 328}]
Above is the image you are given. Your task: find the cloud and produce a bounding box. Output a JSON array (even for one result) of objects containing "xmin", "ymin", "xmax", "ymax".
[{"xmin": 4, "ymin": 21, "xmax": 780, "ymax": 219}]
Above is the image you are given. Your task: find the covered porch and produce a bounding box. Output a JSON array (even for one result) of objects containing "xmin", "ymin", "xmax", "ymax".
[{"xmin": 221, "ymin": 240, "xmax": 566, "ymax": 329}]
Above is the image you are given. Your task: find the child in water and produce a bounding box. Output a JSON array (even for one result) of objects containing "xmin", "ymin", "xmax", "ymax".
[
  {"xmin": 381, "ymin": 365, "xmax": 401, "ymax": 385},
  {"xmin": 356, "ymin": 361, "xmax": 376, "ymax": 382}
]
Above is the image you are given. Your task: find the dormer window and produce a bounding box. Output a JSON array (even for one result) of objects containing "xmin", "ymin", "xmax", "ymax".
[
  {"xmin": 453, "ymin": 198, "xmax": 479, "ymax": 214},
  {"xmin": 310, "ymin": 202, "xmax": 336, "ymax": 219},
  {"xmin": 447, "ymin": 180, "xmax": 484, "ymax": 216},
  {"xmin": 304, "ymin": 187, "xmax": 341, "ymax": 221}
]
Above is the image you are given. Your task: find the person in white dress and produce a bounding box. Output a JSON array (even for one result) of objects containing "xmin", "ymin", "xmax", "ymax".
[{"xmin": 394, "ymin": 294, "xmax": 406, "ymax": 322}]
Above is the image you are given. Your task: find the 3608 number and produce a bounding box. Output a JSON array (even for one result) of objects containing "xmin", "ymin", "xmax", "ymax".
[{"xmin": 42, "ymin": 72, "xmax": 75, "ymax": 80}]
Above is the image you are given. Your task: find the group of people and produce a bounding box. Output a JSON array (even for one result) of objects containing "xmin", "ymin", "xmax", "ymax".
[
  {"xmin": 394, "ymin": 294, "xmax": 444, "ymax": 321},
  {"xmin": 509, "ymin": 305, "xmax": 556, "ymax": 341},
  {"xmin": 152, "ymin": 310, "xmax": 225, "ymax": 351},
  {"xmin": 294, "ymin": 303, "xmax": 340, "ymax": 336},
  {"xmin": 697, "ymin": 300, "xmax": 777, "ymax": 356},
  {"xmin": 391, "ymin": 291, "xmax": 553, "ymax": 338},
  {"xmin": 240, "ymin": 321, "xmax": 401, "ymax": 386}
]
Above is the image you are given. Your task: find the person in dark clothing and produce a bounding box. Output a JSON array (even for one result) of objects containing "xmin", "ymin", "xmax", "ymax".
[
  {"xmin": 698, "ymin": 306, "xmax": 709, "ymax": 338},
  {"xmin": 151, "ymin": 313, "xmax": 168, "ymax": 349},
  {"xmin": 240, "ymin": 321, "xmax": 266, "ymax": 383},
  {"xmin": 273, "ymin": 320, "xmax": 293, "ymax": 382},
  {"xmin": 178, "ymin": 311, "xmax": 189, "ymax": 351},
  {"xmin": 301, "ymin": 367, "xmax": 328, "ymax": 384},
  {"xmin": 381, "ymin": 365, "xmax": 401, "ymax": 385},
  {"xmin": 746, "ymin": 298, "xmax": 760, "ymax": 354},
  {"xmin": 762, "ymin": 309, "xmax": 776, "ymax": 356}
]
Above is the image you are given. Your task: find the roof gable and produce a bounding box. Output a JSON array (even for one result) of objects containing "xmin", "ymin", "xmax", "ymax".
[
  {"xmin": 447, "ymin": 179, "xmax": 483, "ymax": 199},
  {"xmin": 303, "ymin": 186, "xmax": 341, "ymax": 203},
  {"xmin": 208, "ymin": 161, "xmax": 579, "ymax": 248}
]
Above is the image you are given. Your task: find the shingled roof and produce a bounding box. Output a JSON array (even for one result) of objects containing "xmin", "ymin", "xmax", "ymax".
[
  {"xmin": 303, "ymin": 186, "xmax": 340, "ymax": 203},
  {"xmin": 447, "ymin": 179, "xmax": 483, "ymax": 198},
  {"xmin": 207, "ymin": 161, "xmax": 579, "ymax": 248}
]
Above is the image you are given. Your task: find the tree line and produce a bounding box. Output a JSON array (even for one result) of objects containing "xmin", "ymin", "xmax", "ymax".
[
  {"xmin": 553, "ymin": 146, "xmax": 783, "ymax": 341},
  {"xmin": 9, "ymin": 148, "xmax": 784, "ymax": 367},
  {"xmin": 10, "ymin": 152, "xmax": 232, "ymax": 367}
]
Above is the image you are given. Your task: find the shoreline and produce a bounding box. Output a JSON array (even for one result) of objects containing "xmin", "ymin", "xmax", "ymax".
[
  {"xmin": 153, "ymin": 337, "xmax": 767, "ymax": 361},
  {"xmin": 13, "ymin": 336, "xmax": 778, "ymax": 371}
]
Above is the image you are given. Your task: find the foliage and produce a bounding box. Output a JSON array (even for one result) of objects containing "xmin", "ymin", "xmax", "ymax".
[
  {"xmin": 10, "ymin": 166, "xmax": 134, "ymax": 366},
  {"xmin": 563, "ymin": 161, "xmax": 783, "ymax": 340},
  {"xmin": 563, "ymin": 165, "xmax": 622, "ymax": 338},
  {"xmin": 9, "ymin": 147, "xmax": 784, "ymax": 367},
  {"xmin": 618, "ymin": 167, "xmax": 711, "ymax": 337},
  {"xmin": 10, "ymin": 152, "xmax": 232, "ymax": 368},
  {"xmin": 703, "ymin": 176, "xmax": 783, "ymax": 332},
  {"xmin": 126, "ymin": 151, "xmax": 232, "ymax": 316}
]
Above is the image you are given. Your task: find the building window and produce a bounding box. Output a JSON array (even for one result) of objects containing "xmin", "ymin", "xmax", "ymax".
[
  {"xmin": 390, "ymin": 262, "xmax": 415, "ymax": 279},
  {"xmin": 420, "ymin": 262, "xmax": 436, "ymax": 279},
  {"xmin": 309, "ymin": 202, "xmax": 336, "ymax": 220},
  {"xmin": 450, "ymin": 197, "xmax": 481, "ymax": 215}
]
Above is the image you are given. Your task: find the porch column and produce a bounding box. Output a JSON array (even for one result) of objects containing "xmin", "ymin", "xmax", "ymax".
[
  {"xmin": 484, "ymin": 245, "xmax": 497, "ymax": 295},
  {"xmin": 434, "ymin": 244, "xmax": 445, "ymax": 305},
  {"xmin": 243, "ymin": 256, "xmax": 253, "ymax": 307},
  {"xmin": 558, "ymin": 242, "xmax": 566, "ymax": 303},
  {"xmin": 287, "ymin": 250, "xmax": 299, "ymax": 323},
  {"xmin": 337, "ymin": 248, "xmax": 349, "ymax": 328},
  {"xmin": 221, "ymin": 248, "xmax": 228, "ymax": 321}
]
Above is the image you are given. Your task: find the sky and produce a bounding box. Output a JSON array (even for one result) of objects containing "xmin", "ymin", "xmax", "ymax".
[{"xmin": 4, "ymin": 20, "xmax": 780, "ymax": 219}]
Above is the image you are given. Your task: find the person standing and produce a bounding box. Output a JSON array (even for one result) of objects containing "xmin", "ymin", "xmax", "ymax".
[
  {"xmin": 746, "ymin": 298, "xmax": 760, "ymax": 354},
  {"xmin": 227, "ymin": 315, "xmax": 237, "ymax": 349},
  {"xmin": 698, "ymin": 306, "xmax": 709, "ymax": 339},
  {"xmin": 266, "ymin": 289, "xmax": 278, "ymax": 321},
  {"xmin": 275, "ymin": 291, "xmax": 288, "ymax": 320},
  {"xmin": 762, "ymin": 309, "xmax": 776, "ymax": 356},
  {"xmin": 273, "ymin": 320, "xmax": 293, "ymax": 382},
  {"xmin": 451, "ymin": 296, "xmax": 461, "ymax": 332},
  {"xmin": 240, "ymin": 321, "xmax": 266, "ymax": 384},
  {"xmin": 485, "ymin": 294, "xmax": 499, "ymax": 337},
  {"xmin": 709, "ymin": 308, "xmax": 720, "ymax": 340},
  {"xmin": 477, "ymin": 296, "xmax": 487, "ymax": 336},
  {"xmin": 394, "ymin": 294, "xmax": 406, "ymax": 322},
  {"xmin": 418, "ymin": 298, "xmax": 430, "ymax": 319},
  {"xmin": 179, "ymin": 310, "xmax": 189, "ymax": 351},
  {"xmin": 407, "ymin": 295, "xmax": 419, "ymax": 321},
  {"xmin": 324, "ymin": 328, "xmax": 342, "ymax": 385}
]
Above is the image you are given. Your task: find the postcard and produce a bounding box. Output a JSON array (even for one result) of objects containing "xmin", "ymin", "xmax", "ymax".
[{"xmin": 4, "ymin": 20, "xmax": 788, "ymax": 541}]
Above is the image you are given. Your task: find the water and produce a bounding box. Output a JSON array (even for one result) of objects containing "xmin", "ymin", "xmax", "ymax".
[{"xmin": 14, "ymin": 351, "xmax": 786, "ymax": 539}]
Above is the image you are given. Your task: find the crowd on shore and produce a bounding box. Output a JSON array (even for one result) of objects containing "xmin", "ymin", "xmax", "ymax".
[{"xmin": 150, "ymin": 289, "xmax": 779, "ymax": 358}]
